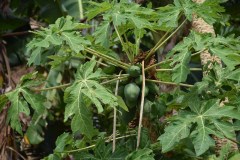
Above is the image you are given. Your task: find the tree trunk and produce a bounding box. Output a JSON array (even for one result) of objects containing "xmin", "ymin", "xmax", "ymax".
[{"xmin": 192, "ymin": 0, "xmax": 238, "ymax": 155}]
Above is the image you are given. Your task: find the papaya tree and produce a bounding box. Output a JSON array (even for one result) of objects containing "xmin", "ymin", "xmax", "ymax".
[{"xmin": 1, "ymin": 0, "xmax": 240, "ymax": 159}]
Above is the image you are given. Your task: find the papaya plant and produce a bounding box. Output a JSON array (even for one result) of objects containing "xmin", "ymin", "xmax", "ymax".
[{"xmin": 1, "ymin": 0, "xmax": 240, "ymax": 159}]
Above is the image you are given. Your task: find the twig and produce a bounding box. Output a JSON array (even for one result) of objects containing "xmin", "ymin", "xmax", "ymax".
[
  {"xmin": 137, "ymin": 61, "xmax": 145, "ymax": 149},
  {"xmin": 112, "ymin": 71, "xmax": 122, "ymax": 153},
  {"xmin": 101, "ymin": 76, "xmax": 128, "ymax": 85},
  {"xmin": 33, "ymin": 83, "xmax": 71, "ymax": 92},
  {"xmin": 156, "ymin": 68, "xmax": 202, "ymax": 72},
  {"xmin": 1, "ymin": 31, "xmax": 30, "ymax": 37},
  {"xmin": 146, "ymin": 79, "xmax": 193, "ymax": 88},
  {"xmin": 85, "ymin": 48, "xmax": 130, "ymax": 69},
  {"xmin": 6, "ymin": 146, "xmax": 27, "ymax": 160},
  {"xmin": 59, "ymin": 134, "xmax": 136, "ymax": 153},
  {"xmin": 32, "ymin": 75, "xmax": 129, "ymax": 91},
  {"xmin": 224, "ymin": 136, "xmax": 240, "ymax": 145},
  {"xmin": 113, "ymin": 25, "xmax": 132, "ymax": 62},
  {"xmin": 84, "ymin": 56, "xmax": 108, "ymax": 67},
  {"xmin": 147, "ymin": 30, "xmax": 169, "ymax": 58}
]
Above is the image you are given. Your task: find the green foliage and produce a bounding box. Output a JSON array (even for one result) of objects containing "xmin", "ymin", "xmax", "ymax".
[
  {"xmin": 5, "ymin": 73, "xmax": 45, "ymax": 134},
  {"xmin": 168, "ymin": 31, "xmax": 240, "ymax": 82},
  {"xmin": 159, "ymin": 99, "xmax": 240, "ymax": 156},
  {"xmin": 64, "ymin": 60, "xmax": 118, "ymax": 138},
  {"xmin": 125, "ymin": 148, "xmax": 155, "ymax": 160},
  {"xmin": 157, "ymin": 0, "xmax": 225, "ymax": 31},
  {"xmin": 2, "ymin": 0, "xmax": 240, "ymax": 159},
  {"xmin": 27, "ymin": 16, "xmax": 91, "ymax": 65}
]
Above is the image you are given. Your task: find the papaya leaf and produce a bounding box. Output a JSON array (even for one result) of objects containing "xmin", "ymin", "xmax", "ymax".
[
  {"xmin": 6, "ymin": 89, "xmax": 30, "ymax": 134},
  {"xmin": 27, "ymin": 16, "xmax": 91, "ymax": 65},
  {"xmin": 225, "ymin": 69, "xmax": 240, "ymax": 81},
  {"xmin": 159, "ymin": 99, "xmax": 240, "ymax": 156},
  {"xmin": 86, "ymin": 1, "xmax": 113, "ymax": 20},
  {"xmin": 25, "ymin": 112, "xmax": 46, "ymax": 144},
  {"xmin": 191, "ymin": 126, "xmax": 215, "ymax": 156},
  {"xmin": 54, "ymin": 132, "xmax": 73, "ymax": 152},
  {"xmin": 209, "ymin": 47, "xmax": 240, "ymax": 70},
  {"xmin": 64, "ymin": 61, "xmax": 118, "ymax": 137},
  {"xmin": 157, "ymin": 4, "xmax": 181, "ymax": 31},
  {"xmin": 117, "ymin": 96, "xmax": 129, "ymax": 112},
  {"xmin": 21, "ymin": 89, "xmax": 45, "ymax": 114},
  {"xmin": 171, "ymin": 49, "xmax": 191, "ymax": 83},
  {"xmin": 195, "ymin": 0, "xmax": 225, "ymax": 25},
  {"xmin": 158, "ymin": 119, "xmax": 192, "ymax": 153},
  {"xmin": 61, "ymin": 32, "xmax": 91, "ymax": 53},
  {"xmin": 93, "ymin": 21, "xmax": 111, "ymax": 48},
  {"xmin": 125, "ymin": 148, "xmax": 155, "ymax": 160}
]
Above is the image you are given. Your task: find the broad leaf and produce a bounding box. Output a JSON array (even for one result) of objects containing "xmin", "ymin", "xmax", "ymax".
[
  {"xmin": 93, "ymin": 21, "xmax": 111, "ymax": 48},
  {"xmin": 64, "ymin": 61, "xmax": 118, "ymax": 137},
  {"xmin": 157, "ymin": 5, "xmax": 181, "ymax": 30},
  {"xmin": 6, "ymin": 89, "xmax": 30, "ymax": 134},
  {"xmin": 61, "ymin": 32, "xmax": 90, "ymax": 53},
  {"xmin": 191, "ymin": 127, "xmax": 215, "ymax": 156},
  {"xmin": 125, "ymin": 148, "xmax": 155, "ymax": 160},
  {"xmin": 86, "ymin": 1, "xmax": 112, "ymax": 20},
  {"xmin": 159, "ymin": 120, "xmax": 191, "ymax": 153},
  {"xmin": 171, "ymin": 49, "xmax": 191, "ymax": 83},
  {"xmin": 159, "ymin": 99, "xmax": 240, "ymax": 156},
  {"xmin": 27, "ymin": 16, "xmax": 91, "ymax": 65}
]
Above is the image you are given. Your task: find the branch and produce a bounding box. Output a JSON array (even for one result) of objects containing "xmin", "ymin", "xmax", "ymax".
[
  {"xmin": 78, "ymin": 0, "xmax": 84, "ymax": 19},
  {"xmin": 1, "ymin": 31, "xmax": 30, "ymax": 37},
  {"xmin": 156, "ymin": 68, "xmax": 202, "ymax": 72},
  {"xmin": 58, "ymin": 134, "xmax": 136, "ymax": 153},
  {"xmin": 113, "ymin": 25, "xmax": 132, "ymax": 62},
  {"xmin": 147, "ymin": 30, "xmax": 169, "ymax": 58},
  {"xmin": 85, "ymin": 48, "xmax": 130, "ymax": 69},
  {"xmin": 112, "ymin": 71, "xmax": 122, "ymax": 153},
  {"xmin": 32, "ymin": 75, "xmax": 129, "ymax": 91},
  {"xmin": 137, "ymin": 61, "xmax": 146, "ymax": 149},
  {"xmin": 146, "ymin": 79, "xmax": 193, "ymax": 88}
]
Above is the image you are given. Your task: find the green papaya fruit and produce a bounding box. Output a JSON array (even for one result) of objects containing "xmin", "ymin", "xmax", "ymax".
[
  {"xmin": 127, "ymin": 65, "xmax": 141, "ymax": 77},
  {"xmin": 124, "ymin": 83, "xmax": 140, "ymax": 102}
]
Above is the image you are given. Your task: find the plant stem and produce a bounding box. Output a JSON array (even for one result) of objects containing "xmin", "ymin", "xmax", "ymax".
[
  {"xmin": 2, "ymin": 31, "xmax": 30, "ymax": 37},
  {"xmin": 113, "ymin": 25, "xmax": 132, "ymax": 62},
  {"xmin": 137, "ymin": 61, "xmax": 146, "ymax": 149},
  {"xmin": 100, "ymin": 74, "xmax": 129, "ymax": 79},
  {"xmin": 33, "ymin": 75, "xmax": 128, "ymax": 91},
  {"xmin": 224, "ymin": 136, "xmax": 240, "ymax": 145},
  {"xmin": 145, "ymin": 59, "xmax": 171, "ymax": 71},
  {"xmin": 84, "ymin": 56, "xmax": 109, "ymax": 67},
  {"xmin": 145, "ymin": 50, "xmax": 202, "ymax": 71},
  {"xmin": 146, "ymin": 79, "xmax": 193, "ymax": 88},
  {"xmin": 101, "ymin": 76, "xmax": 128, "ymax": 85},
  {"xmin": 60, "ymin": 134, "xmax": 136, "ymax": 153},
  {"xmin": 156, "ymin": 68, "xmax": 202, "ymax": 72},
  {"xmin": 147, "ymin": 30, "xmax": 169, "ymax": 58},
  {"xmin": 112, "ymin": 71, "xmax": 122, "ymax": 153},
  {"xmin": 85, "ymin": 48, "xmax": 130, "ymax": 69},
  {"xmin": 124, "ymin": 33, "xmax": 133, "ymax": 59},
  {"xmin": 33, "ymin": 83, "xmax": 71, "ymax": 92},
  {"xmin": 78, "ymin": 0, "xmax": 84, "ymax": 19},
  {"xmin": 145, "ymin": 19, "xmax": 187, "ymax": 60}
]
